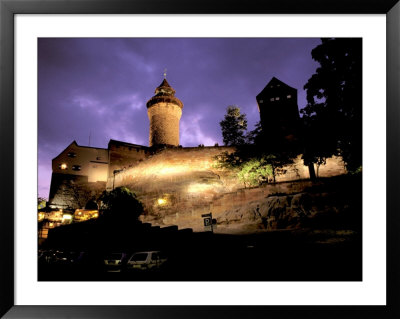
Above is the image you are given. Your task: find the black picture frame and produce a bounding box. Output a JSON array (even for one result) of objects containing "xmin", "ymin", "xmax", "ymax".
[{"xmin": 1, "ymin": 0, "xmax": 399, "ymax": 318}]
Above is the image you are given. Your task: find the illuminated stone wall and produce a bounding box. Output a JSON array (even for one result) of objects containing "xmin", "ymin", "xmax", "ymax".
[
  {"xmin": 148, "ymin": 102, "xmax": 182, "ymax": 146},
  {"xmin": 111, "ymin": 146, "xmax": 346, "ymax": 232},
  {"xmin": 107, "ymin": 140, "xmax": 151, "ymax": 189}
]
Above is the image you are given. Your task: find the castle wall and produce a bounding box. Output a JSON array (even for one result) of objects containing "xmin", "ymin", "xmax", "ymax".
[
  {"xmin": 148, "ymin": 103, "xmax": 182, "ymax": 146},
  {"xmin": 111, "ymin": 147, "xmax": 346, "ymax": 231},
  {"xmin": 107, "ymin": 142, "xmax": 150, "ymax": 188}
]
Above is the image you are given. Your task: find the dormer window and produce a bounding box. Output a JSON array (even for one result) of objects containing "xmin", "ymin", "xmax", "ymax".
[
  {"xmin": 72, "ymin": 165, "xmax": 81, "ymax": 171},
  {"xmin": 59, "ymin": 163, "xmax": 67, "ymax": 170},
  {"xmin": 67, "ymin": 152, "xmax": 76, "ymax": 158}
]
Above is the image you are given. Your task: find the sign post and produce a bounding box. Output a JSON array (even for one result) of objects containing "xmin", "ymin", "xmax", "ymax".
[{"xmin": 201, "ymin": 212, "xmax": 215, "ymax": 233}]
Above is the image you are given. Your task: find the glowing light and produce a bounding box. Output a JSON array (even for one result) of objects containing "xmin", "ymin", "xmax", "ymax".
[
  {"xmin": 49, "ymin": 222, "xmax": 54, "ymax": 227},
  {"xmin": 158, "ymin": 166, "xmax": 187, "ymax": 175},
  {"xmin": 38, "ymin": 212, "xmax": 45, "ymax": 221},
  {"xmin": 93, "ymin": 213, "xmax": 99, "ymax": 218},
  {"xmin": 157, "ymin": 198, "xmax": 167, "ymax": 205},
  {"xmin": 62, "ymin": 214, "xmax": 72, "ymax": 220},
  {"xmin": 60, "ymin": 163, "xmax": 67, "ymax": 170},
  {"xmin": 187, "ymin": 183, "xmax": 214, "ymax": 193}
]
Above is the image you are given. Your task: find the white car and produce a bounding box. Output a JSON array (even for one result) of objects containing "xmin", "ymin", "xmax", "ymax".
[{"xmin": 126, "ymin": 251, "xmax": 167, "ymax": 271}]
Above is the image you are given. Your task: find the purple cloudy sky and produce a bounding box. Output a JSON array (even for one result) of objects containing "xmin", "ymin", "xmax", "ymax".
[{"xmin": 38, "ymin": 38, "xmax": 321, "ymax": 199}]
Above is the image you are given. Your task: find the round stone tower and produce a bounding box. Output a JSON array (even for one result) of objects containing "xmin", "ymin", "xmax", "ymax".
[{"xmin": 146, "ymin": 78, "xmax": 183, "ymax": 147}]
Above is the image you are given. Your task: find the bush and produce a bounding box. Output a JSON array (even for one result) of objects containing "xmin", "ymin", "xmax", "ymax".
[{"xmin": 98, "ymin": 187, "xmax": 143, "ymax": 221}]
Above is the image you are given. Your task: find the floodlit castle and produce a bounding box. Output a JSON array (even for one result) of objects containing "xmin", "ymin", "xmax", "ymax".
[{"xmin": 48, "ymin": 77, "xmax": 346, "ymax": 231}]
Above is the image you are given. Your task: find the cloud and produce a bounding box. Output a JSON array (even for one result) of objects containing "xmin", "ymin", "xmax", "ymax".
[{"xmin": 180, "ymin": 113, "xmax": 217, "ymax": 147}]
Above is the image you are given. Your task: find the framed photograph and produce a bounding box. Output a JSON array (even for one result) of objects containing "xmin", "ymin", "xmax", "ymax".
[{"xmin": 1, "ymin": 0, "xmax": 399, "ymax": 318}]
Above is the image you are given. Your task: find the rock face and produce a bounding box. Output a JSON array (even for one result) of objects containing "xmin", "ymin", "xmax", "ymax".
[
  {"xmin": 214, "ymin": 175, "xmax": 361, "ymax": 234},
  {"xmin": 216, "ymin": 192, "xmax": 337, "ymax": 233}
]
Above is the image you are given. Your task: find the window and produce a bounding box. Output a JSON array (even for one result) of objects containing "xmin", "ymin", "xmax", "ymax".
[
  {"xmin": 59, "ymin": 163, "xmax": 67, "ymax": 170},
  {"xmin": 72, "ymin": 165, "xmax": 81, "ymax": 171},
  {"xmin": 67, "ymin": 152, "xmax": 76, "ymax": 158},
  {"xmin": 92, "ymin": 165, "xmax": 97, "ymax": 168},
  {"xmin": 130, "ymin": 253, "xmax": 148, "ymax": 262},
  {"xmin": 270, "ymin": 98, "xmax": 274, "ymax": 102},
  {"xmin": 275, "ymin": 97, "xmax": 280, "ymax": 101},
  {"xmin": 96, "ymin": 156, "xmax": 102, "ymax": 160},
  {"xmin": 259, "ymin": 100, "xmax": 263, "ymax": 103},
  {"xmin": 287, "ymin": 95, "xmax": 292, "ymax": 99}
]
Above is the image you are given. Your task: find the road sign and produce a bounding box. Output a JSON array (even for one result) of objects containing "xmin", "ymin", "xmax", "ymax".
[{"xmin": 202, "ymin": 212, "xmax": 214, "ymax": 232}]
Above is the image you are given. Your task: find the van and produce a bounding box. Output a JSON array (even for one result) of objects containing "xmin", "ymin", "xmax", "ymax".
[{"xmin": 126, "ymin": 251, "xmax": 167, "ymax": 271}]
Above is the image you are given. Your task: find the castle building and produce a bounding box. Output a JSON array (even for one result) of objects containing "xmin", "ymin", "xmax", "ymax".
[
  {"xmin": 256, "ymin": 77, "xmax": 300, "ymax": 147},
  {"xmin": 47, "ymin": 77, "xmax": 346, "ymax": 231}
]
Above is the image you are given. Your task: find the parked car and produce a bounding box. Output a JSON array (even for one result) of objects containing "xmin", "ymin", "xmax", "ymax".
[
  {"xmin": 103, "ymin": 252, "xmax": 128, "ymax": 272},
  {"xmin": 126, "ymin": 251, "xmax": 167, "ymax": 271}
]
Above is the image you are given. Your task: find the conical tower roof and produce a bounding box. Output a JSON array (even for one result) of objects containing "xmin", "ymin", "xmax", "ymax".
[{"xmin": 147, "ymin": 77, "xmax": 183, "ymax": 109}]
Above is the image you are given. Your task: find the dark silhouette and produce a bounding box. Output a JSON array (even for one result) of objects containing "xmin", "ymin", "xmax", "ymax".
[
  {"xmin": 98, "ymin": 186, "xmax": 143, "ymax": 222},
  {"xmin": 302, "ymin": 38, "xmax": 362, "ymax": 172},
  {"xmin": 219, "ymin": 105, "xmax": 248, "ymax": 146}
]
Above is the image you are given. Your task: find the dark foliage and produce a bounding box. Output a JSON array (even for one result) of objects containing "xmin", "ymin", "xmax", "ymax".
[
  {"xmin": 98, "ymin": 187, "xmax": 143, "ymax": 221},
  {"xmin": 302, "ymin": 38, "xmax": 362, "ymax": 171},
  {"xmin": 219, "ymin": 105, "xmax": 248, "ymax": 146}
]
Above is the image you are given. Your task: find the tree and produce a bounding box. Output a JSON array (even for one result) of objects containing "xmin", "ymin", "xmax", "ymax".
[
  {"xmin": 214, "ymin": 145, "xmax": 295, "ymax": 185},
  {"xmin": 302, "ymin": 38, "xmax": 362, "ymax": 172},
  {"xmin": 237, "ymin": 158, "xmax": 273, "ymax": 187},
  {"xmin": 98, "ymin": 187, "xmax": 143, "ymax": 221},
  {"xmin": 219, "ymin": 105, "xmax": 248, "ymax": 146}
]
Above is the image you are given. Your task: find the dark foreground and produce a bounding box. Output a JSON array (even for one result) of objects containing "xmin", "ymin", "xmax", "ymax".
[{"xmin": 39, "ymin": 229, "xmax": 361, "ymax": 281}]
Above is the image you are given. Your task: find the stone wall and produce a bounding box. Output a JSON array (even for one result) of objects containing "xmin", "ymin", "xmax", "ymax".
[
  {"xmin": 111, "ymin": 146, "xmax": 347, "ymax": 232},
  {"xmin": 107, "ymin": 141, "xmax": 151, "ymax": 190}
]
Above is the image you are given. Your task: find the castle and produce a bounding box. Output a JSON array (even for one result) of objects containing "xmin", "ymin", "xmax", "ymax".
[{"xmin": 47, "ymin": 77, "xmax": 346, "ymax": 231}]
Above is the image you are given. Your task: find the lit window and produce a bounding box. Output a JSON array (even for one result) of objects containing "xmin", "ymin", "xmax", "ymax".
[
  {"xmin": 270, "ymin": 98, "xmax": 274, "ymax": 102},
  {"xmin": 287, "ymin": 95, "xmax": 292, "ymax": 99},
  {"xmin": 259, "ymin": 100, "xmax": 263, "ymax": 103},
  {"xmin": 67, "ymin": 152, "xmax": 76, "ymax": 158},
  {"xmin": 59, "ymin": 163, "xmax": 67, "ymax": 170},
  {"xmin": 72, "ymin": 165, "xmax": 81, "ymax": 171},
  {"xmin": 275, "ymin": 97, "xmax": 280, "ymax": 101}
]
